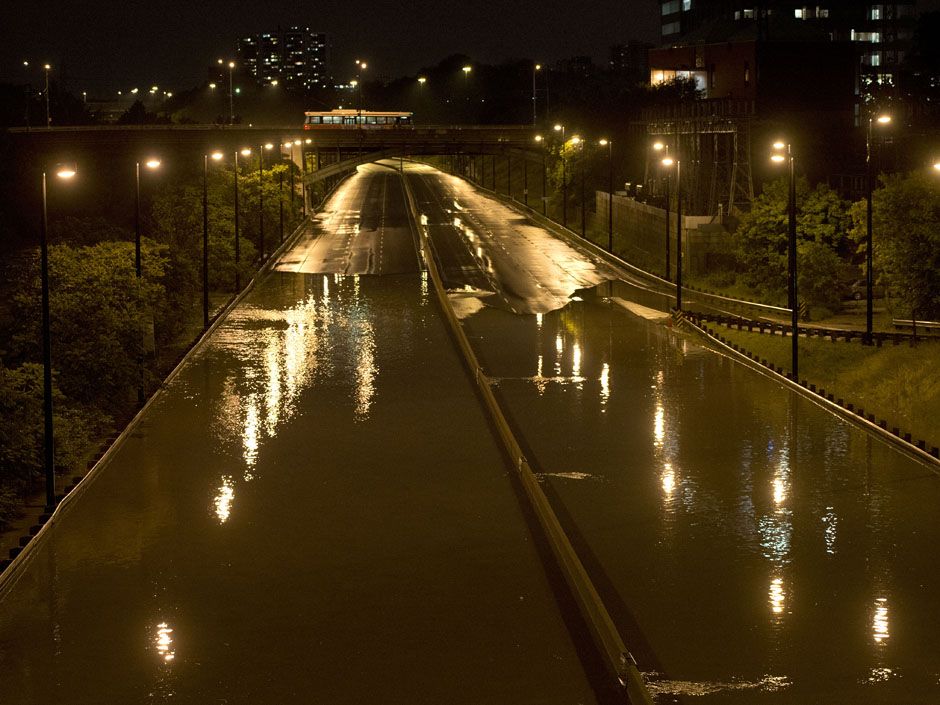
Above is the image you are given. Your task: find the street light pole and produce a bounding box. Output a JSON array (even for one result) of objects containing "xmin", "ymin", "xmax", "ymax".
[
  {"xmin": 258, "ymin": 144, "xmax": 265, "ymax": 263},
  {"xmin": 575, "ymin": 139, "xmax": 585, "ymax": 237},
  {"xmin": 600, "ymin": 139, "xmax": 612, "ymax": 251},
  {"xmin": 676, "ymin": 157, "xmax": 682, "ymax": 310},
  {"xmin": 202, "ymin": 155, "xmax": 209, "ymax": 329},
  {"xmin": 134, "ymin": 158, "xmax": 160, "ymax": 403},
  {"xmin": 234, "ymin": 149, "xmax": 245, "ymax": 290},
  {"xmin": 865, "ymin": 113, "xmax": 892, "ymax": 344},
  {"xmin": 43, "ymin": 64, "xmax": 51, "ymax": 128},
  {"xmin": 532, "ymin": 63, "xmax": 541, "ymax": 125},
  {"xmin": 39, "ymin": 170, "xmax": 54, "ymax": 510},
  {"xmin": 772, "ymin": 140, "xmax": 798, "ymax": 380},
  {"xmin": 554, "ymin": 124, "xmax": 566, "ymax": 227},
  {"xmin": 228, "ymin": 61, "xmax": 235, "ymax": 124},
  {"xmin": 278, "ymin": 169, "xmax": 284, "ymax": 244}
]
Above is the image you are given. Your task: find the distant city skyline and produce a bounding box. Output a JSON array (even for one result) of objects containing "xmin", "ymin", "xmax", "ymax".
[
  {"xmin": 3, "ymin": 0, "xmax": 939, "ymax": 97},
  {"xmin": 0, "ymin": 0, "xmax": 661, "ymax": 95}
]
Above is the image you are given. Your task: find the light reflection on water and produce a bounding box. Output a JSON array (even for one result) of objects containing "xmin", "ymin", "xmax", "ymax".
[
  {"xmin": 209, "ymin": 274, "xmax": 382, "ymax": 524},
  {"xmin": 154, "ymin": 622, "xmax": 175, "ymax": 663},
  {"xmin": 873, "ymin": 597, "xmax": 890, "ymax": 644},
  {"xmin": 214, "ymin": 476, "xmax": 235, "ymax": 523}
]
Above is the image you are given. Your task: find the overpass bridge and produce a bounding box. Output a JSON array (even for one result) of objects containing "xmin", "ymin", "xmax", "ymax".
[
  {"xmin": 6, "ymin": 123, "xmax": 545, "ymax": 209},
  {"xmin": 6, "ymin": 124, "xmax": 541, "ymax": 161}
]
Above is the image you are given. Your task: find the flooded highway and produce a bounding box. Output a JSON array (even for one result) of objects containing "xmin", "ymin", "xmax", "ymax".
[
  {"xmin": 2, "ymin": 159, "xmax": 939, "ymax": 705},
  {"xmin": 410, "ymin": 164, "xmax": 940, "ymax": 704},
  {"xmin": 0, "ymin": 164, "xmax": 596, "ymax": 704}
]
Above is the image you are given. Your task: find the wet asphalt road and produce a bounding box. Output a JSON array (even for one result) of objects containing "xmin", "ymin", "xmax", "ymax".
[
  {"xmin": 407, "ymin": 164, "xmax": 940, "ymax": 703},
  {"xmin": 0, "ymin": 164, "xmax": 597, "ymax": 704},
  {"xmin": 3, "ymin": 160, "xmax": 939, "ymax": 705}
]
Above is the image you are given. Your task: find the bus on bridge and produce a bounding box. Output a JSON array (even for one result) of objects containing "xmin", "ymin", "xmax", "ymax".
[{"xmin": 303, "ymin": 109, "xmax": 413, "ymax": 129}]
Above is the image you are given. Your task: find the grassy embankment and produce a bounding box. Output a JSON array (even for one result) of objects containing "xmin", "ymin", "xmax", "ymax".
[{"xmin": 716, "ymin": 326, "xmax": 940, "ymax": 447}]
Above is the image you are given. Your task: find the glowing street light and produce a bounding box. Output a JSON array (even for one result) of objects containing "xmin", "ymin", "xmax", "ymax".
[
  {"xmin": 864, "ymin": 112, "xmax": 893, "ymax": 343},
  {"xmin": 417, "ymin": 76, "xmax": 427, "ymax": 85},
  {"xmin": 554, "ymin": 124, "xmax": 568, "ymax": 227},
  {"xmin": 770, "ymin": 139, "xmax": 799, "ymax": 380},
  {"xmin": 258, "ymin": 143, "xmax": 274, "ymax": 261},
  {"xmin": 43, "ymin": 63, "xmax": 51, "ymax": 127},
  {"xmin": 534, "ymin": 135, "xmax": 548, "ymax": 215},
  {"xmin": 233, "ymin": 148, "xmax": 253, "ymax": 289},
  {"xmin": 661, "ymin": 148, "xmax": 684, "ymax": 309},
  {"xmin": 532, "ymin": 62, "xmax": 542, "ymax": 124},
  {"xmin": 219, "ymin": 59, "xmax": 236, "ymax": 124},
  {"xmin": 599, "ymin": 138, "xmax": 613, "ymax": 251},
  {"xmin": 38, "ymin": 162, "xmax": 78, "ymax": 510},
  {"xmin": 133, "ymin": 157, "xmax": 161, "ymax": 401},
  {"xmin": 202, "ymin": 151, "xmax": 225, "ymax": 328}
]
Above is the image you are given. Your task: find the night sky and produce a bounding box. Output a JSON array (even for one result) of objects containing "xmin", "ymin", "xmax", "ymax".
[
  {"xmin": 0, "ymin": 0, "xmax": 660, "ymax": 96},
  {"xmin": 3, "ymin": 0, "xmax": 940, "ymax": 97}
]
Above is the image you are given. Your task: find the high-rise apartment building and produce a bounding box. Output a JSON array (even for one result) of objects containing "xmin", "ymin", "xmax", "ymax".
[
  {"xmin": 657, "ymin": 1, "xmax": 916, "ymax": 87},
  {"xmin": 236, "ymin": 27, "xmax": 330, "ymax": 91}
]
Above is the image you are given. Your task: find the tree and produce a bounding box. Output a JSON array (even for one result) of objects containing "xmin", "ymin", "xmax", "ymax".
[
  {"xmin": 0, "ymin": 361, "xmax": 101, "ymax": 527},
  {"xmin": 735, "ymin": 177, "xmax": 854, "ymax": 311},
  {"xmin": 850, "ymin": 171, "xmax": 940, "ymax": 319},
  {"xmin": 10, "ymin": 240, "xmax": 169, "ymax": 412}
]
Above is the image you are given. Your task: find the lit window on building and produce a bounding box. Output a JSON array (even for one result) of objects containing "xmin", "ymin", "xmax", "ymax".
[
  {"xmin": 683, "ymin": 0, "xmax": 692, "ymax": 9},
  {"xmin": 743, "ymin": 8, "xmax": 755, "ymax": 19},
  {"xmin": 871, "ymin": 5, "xmax": 882, "ymax": 20},
  {"xmin": 795, "ymin": 8, "xmax": 803, "ymax": 18},
  {"xmin": 662, "ymin": 0, "xmax": 681, "ymax": 15}
]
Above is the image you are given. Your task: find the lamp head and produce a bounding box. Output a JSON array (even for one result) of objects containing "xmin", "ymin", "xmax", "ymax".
[
  {"xmin": 240, "ymin": 148, "xmax": 252, "ymax": 156},
  {"xmin": 771, "ymin": 154, "xmax": 786, "ymax": 163},
  {"xmin": 599, "ymin": 139, "xmax": 609, "ymax": 146},
  {"xmin": 211, "ymin": 152, "xmax": 224, "ymax": 161},
  {"xmin": 144, "ymin": 158, "xmax": 161, "ymax": 169},
  {"xmin": 264, "ymin": 143, "xmax": 274, "ymax": 150},
  {"xmin": 876, "ymin": 114, "xmax": 892, "ymax": 125},
  {"xmin": 661, "ymin": 157, "xmax": 674, "ymax": 167},
  {"xmin": 653, "ymin": 141, "xmax": 664, "ymax": 151},
  {"xmin": 54, "ymin": 163, "xmax": 77, "ymax": 179},
  {"xmin": 773, "ymin": 141, "xmax": 786, "ymax": 150}
]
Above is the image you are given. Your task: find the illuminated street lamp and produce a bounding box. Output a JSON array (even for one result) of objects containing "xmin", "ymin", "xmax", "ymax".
[
  {"xmin": 599, "ymin": 139, "xmax": 613, "ymax": 252},
  {"xmin": 219, "ymin": 59, "xmax": 236, "ymax": 124},
  {"xmin": 771, "ymin": 140, "xmax": 798, "ymax": 380},
  {"xmin": 661, "ymin": 151, "xmax": 683, "ymax": 310},
  {"xmin": 39, "ymin": 163, "xmax": 77, "ymax": 510},
  {"xmin": 202, "ymin": 151, "xmax": 224, "ymax": 328},
  {"xmin": 258, "ymin": 143, "xmax": 274, "ymax": 261},
  {"xmin": 554, "ymin": 124, "xmax": 567, "ymax": 227},
  {"xmin": 234, "ymin": 148, "xmax": 252, "ymax": 290},
  {"xmin": 354, "ymin": 60, "xmax": 368, "ymax": 121},
  {"xmin": 417, "ymin": 76, "xmax": 427, "ymax": 85},
  {"xmin": 864, "ymin": 112, "xmax": 892, "ymax": 344},
  {"xmin": 532, "ymin": 63, "xmax": 541, "ymax": 125},
  {"xmin": 134, "ymin": 157, "xmax": 161, "ymax": 402},
  {"xmin": 571, "ymin": 136, "xmax": 586, "ymax": 237},
  {"xmin": 534, "ymin": 135, "xmax": 548, "ymax": 215},
  {"xmin": 43, "ymin": 63, "xmax": 51, "ymax": 128},
  {"xmin": 653, "ymin": 141, "xmax": 671, "ymax": 279}
]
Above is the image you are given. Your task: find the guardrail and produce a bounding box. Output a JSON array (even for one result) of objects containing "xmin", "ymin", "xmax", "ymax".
[{"xmin": 400, "ymin": 168, "xmax": 652, "ymax": 705}]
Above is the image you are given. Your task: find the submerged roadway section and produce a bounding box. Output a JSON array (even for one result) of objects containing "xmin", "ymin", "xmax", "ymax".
[
  {"xmin": 4, "ymin": 160, "xmax": 940, "ymax": 705},
  {"xmin": 0, "ymin": 164, "xmax": 597, "ymax": 704},
  {"xmin": 408, "ymin": 162, "xmax": 940, "ymax": 704}
]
